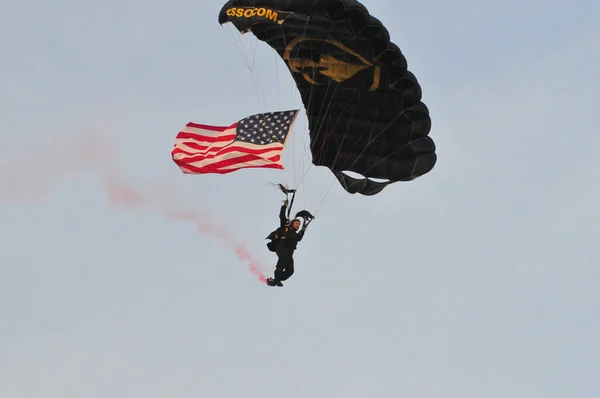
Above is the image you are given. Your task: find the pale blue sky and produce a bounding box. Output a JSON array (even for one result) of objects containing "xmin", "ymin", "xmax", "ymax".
[{"xmin": 1, "ymin": 1, "xmax": 599, "ymax": 397}]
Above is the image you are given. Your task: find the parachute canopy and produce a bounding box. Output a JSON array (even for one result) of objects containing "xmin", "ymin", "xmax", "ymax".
[{"xmin": 219, "ymin": 0, "xmax": 436, "ymax": 195}]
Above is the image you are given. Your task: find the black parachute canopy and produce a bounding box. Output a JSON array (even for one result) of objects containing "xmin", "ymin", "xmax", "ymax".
[{"xmin": 219, "ymin": 0, "xmax": 436, "ymax": 195}]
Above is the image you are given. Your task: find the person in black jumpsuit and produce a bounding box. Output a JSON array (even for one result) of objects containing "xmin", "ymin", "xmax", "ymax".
[{"xmin": 266, "ymin": 200, "xmax": 305, "ymax": 287}]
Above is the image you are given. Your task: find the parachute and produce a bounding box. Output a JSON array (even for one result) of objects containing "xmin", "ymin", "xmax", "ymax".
[{"xmin": 218, "ymin": 0, "xmax": 436, "ymax": 196}]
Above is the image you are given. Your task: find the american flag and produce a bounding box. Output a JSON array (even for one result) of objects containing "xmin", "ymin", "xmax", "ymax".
[{"xmin": 171, "ymin": 110, "xmax": 299, "ymax": 174}]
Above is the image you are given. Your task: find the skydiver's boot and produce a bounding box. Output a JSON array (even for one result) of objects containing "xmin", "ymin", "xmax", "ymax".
[
  {"xmin": 275, "ymin": 280, "xmax": 283, "ymax": 287},
  {"xmin": 266, "ymin": 277, "xmax": 276, "ymax": 286}
]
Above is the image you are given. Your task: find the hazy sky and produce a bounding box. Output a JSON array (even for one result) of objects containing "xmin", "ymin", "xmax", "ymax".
[{"xmin": 1, "ymin": 1, "xmax": 599, "ymax": 397}]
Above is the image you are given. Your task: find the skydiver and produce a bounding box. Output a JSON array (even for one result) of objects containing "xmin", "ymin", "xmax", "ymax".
[{"xmin": 266, "ymin": 199, "xmax": 310, "ymax": 287}]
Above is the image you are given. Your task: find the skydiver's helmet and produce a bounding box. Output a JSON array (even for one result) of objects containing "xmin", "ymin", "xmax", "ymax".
[{"xmin": 290, "ymin": 218, "xmax": 301, "ymax": 230}]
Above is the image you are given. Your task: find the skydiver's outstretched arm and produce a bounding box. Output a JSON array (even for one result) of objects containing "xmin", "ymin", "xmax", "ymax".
[
  {"xmin": 295, "ymin": 218, "xmax": 312, "ymax": 242},
  {"xmin": 301, "ymin": 217, "xmax": 312, "ymax": 232},
  {"xmin": 279, "ymin": 200, "xmax": 288, "ymax": 228}
]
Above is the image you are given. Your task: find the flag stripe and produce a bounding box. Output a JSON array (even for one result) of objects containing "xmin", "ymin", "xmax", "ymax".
[
  {"xmin": 172, "ymin": 141, "xmax": 232, "ymax": 155},
  {"xmin": 175, "ymin": 154, "xmax": 282, "ymax": 174},
  {"xmin": 184, "ymin": 122, "xmax": 237, "ymax": 132},
  {"xmin": 173, "ymin": 151, "xmax": 283, "ymax": 173},
  {"xmin": 173, "ymin": 149, "xmax": 283, "ymax": 170},
  {"xmin": 178, "ymin": 163, "xmax": 283, "ymax": 174},
  {"xmin": 175, "ymin": 133, "xmax": 237, "ymax": 143},
  {"xmin": 173, "ymin": 142, "xmax": 284, "ymax": 158}
]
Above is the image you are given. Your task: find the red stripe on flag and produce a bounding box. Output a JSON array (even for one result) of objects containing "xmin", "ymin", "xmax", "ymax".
[
  {"xmin": 185, "ymin": 122, "xmax": 237, "ymax": 131},
  {"xmin": 174, "ymin": 154, "xmax": 283, "ymax": 174},
  {"xmin": 174, "ymin": 132, "xmax": 236, "ymax": 143}
]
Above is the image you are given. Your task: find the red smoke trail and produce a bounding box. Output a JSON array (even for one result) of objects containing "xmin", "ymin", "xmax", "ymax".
[{"xmin": 0, "ymin": 131, "xmax": 269, "ymax": 284}]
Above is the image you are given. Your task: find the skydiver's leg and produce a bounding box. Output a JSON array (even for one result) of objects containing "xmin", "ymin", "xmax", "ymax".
[
  {"xmin": 267, "ymin": 253, "xmax": 286, "ymax": 286},
  {"xmin": 273, "ymin": 256, "xmax": 293, "ymax": 286},
  {"xmin": 279, "ymin": 257, "xmax": 294, "ymax": 281},
  {"xmin": 273, "ymin": 257, "xmax": 286, "ymax": 280}
]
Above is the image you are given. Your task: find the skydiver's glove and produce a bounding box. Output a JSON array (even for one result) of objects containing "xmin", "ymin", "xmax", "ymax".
[{"xmin": 302, "ymin": 219, "xmax": 311, "ymax": 231}]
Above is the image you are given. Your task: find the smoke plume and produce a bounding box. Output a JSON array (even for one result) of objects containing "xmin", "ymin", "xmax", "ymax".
[{"xmin": 0, "ymin": 129, "xmax": 269, "ymax": 284}]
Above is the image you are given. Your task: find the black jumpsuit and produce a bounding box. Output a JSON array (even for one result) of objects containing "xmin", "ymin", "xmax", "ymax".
[{"xmin": 272, "ymin": 204, "xmax": 304, "ymax": 283}]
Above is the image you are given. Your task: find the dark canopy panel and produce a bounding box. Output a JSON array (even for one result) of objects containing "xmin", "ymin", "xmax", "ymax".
[{"xmin": 219, "ymin": 0, "xmax": 436, "ymax": 195}]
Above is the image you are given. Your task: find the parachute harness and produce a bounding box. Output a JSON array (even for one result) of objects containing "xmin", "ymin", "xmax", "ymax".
[{"xmin": 286, "ymin": 188, "xmax": 296, "ymax": 219}]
